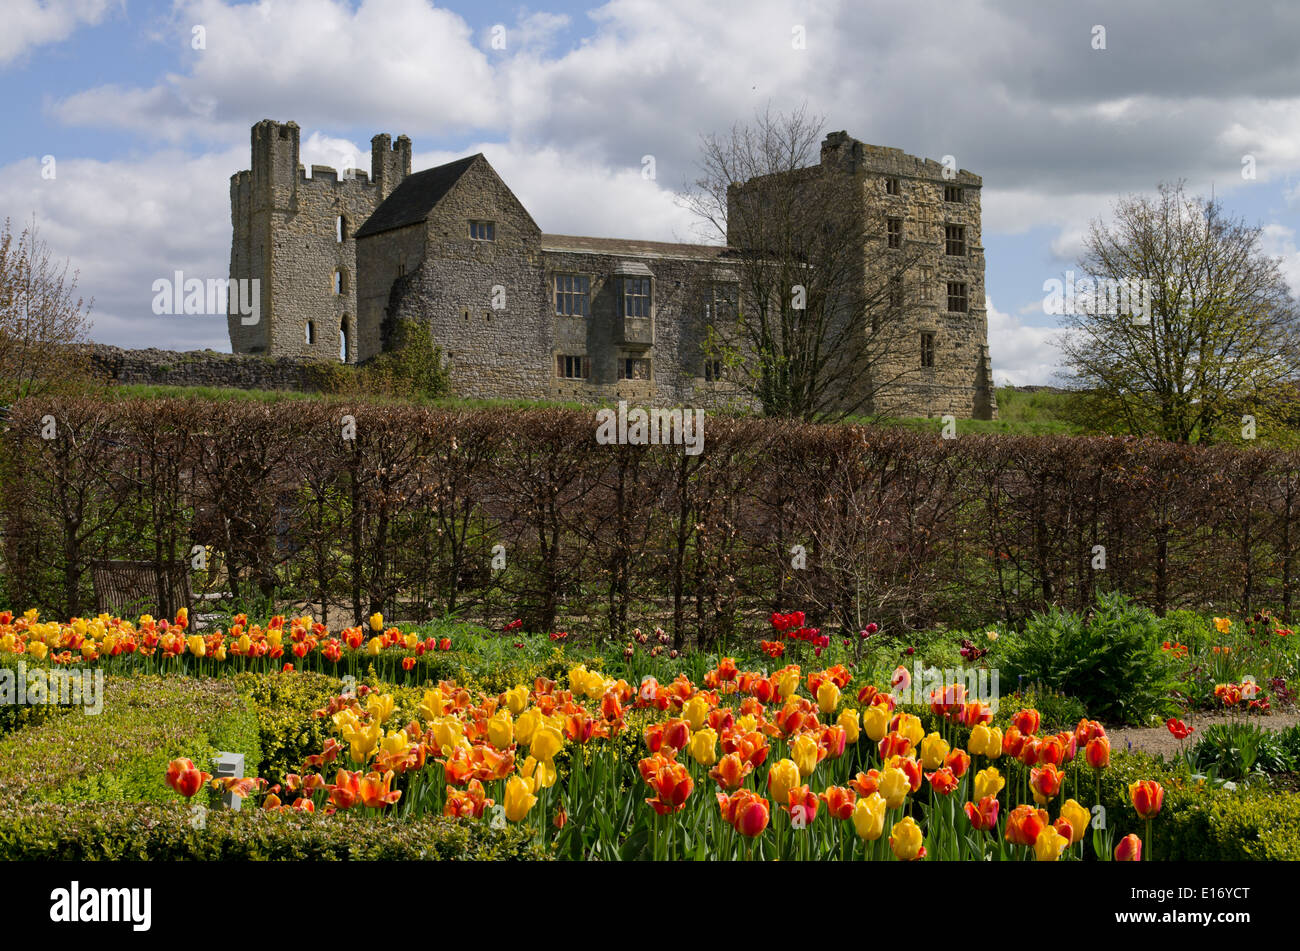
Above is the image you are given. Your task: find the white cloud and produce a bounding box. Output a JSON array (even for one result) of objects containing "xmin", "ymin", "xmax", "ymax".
[
  {"xmin": 986, "ymin": 297, "xmax": 1064, "ymax": 387},
  {"xmin": 0, "ymin": 148, "xmax": 242, "ymax": 351},
  {"xmin": 52, "ymin": 0, "xmax": 499, "ymax": 142},
  {"xmin": 0, "ymin": 0, "xmax": 115, "ymax": 67}
]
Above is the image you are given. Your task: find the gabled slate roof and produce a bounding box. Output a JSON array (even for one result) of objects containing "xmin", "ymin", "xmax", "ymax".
[{"xmin": 354, "ymin": 155, "xmax": 480, "ymax": 239}]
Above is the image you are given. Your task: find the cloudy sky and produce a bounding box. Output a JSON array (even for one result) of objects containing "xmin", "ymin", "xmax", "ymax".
[{"xmin": 5, "ymin": 0, "xmax": 1300, "ymax": 384}]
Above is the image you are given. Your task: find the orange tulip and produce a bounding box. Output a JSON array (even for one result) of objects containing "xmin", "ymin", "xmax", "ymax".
[
  {"xmin": 1030, "ymin": 763, "xmax": 1065, "ymax": 804},
  {"xmin": 850, "ymin": 770, "xmax": 881, "ymax": 798},
  {"xmin": 1005, "ymin": 804, "xmax": 1051, "ymax": 847},
  {"xmin": 328, "ymin": 769, "xmax": 362, "ymax": 810},
  {"xmin": 1130, "ymin": 780, "xmax": 1165, "ymax": 820},
  {"xmin": 964, "ymin": 795, "xmax": 1000, "ymax": 832},
  {"xmin": 359, "ymin": 770, "xmax": 402, "ymax": 808},
  {"xmin": 926, "ymin": 767, "xmax": 960, "ymax": 796},
  {"xmin": 1115, "ymin": 833, "xmax": 1143, "ymax": 861},
  {"xmin": 718, "ymin": 788, "xmax": 770, "ymax": 837},
  {"xmin": 708, "ymin": 752, "xmax": 753, "ymax": 792},
  {"xmin": 784, "ymin": 784, "xmax": 820, "ymax": 825},
  {"xmin": 646, "ymin": 762, "xmax": 694, "ymax": 815},
  {"xmin": 820, "ymin": 785, "xmax": 857, "ymax": 821},
  {"xmin": 1012, "ymin": 708, "xmax": 1040, "ymax": 736},
  {"xmin": 165, "ymin": 758, "xmax": 212, "ymax": 798},
  {"xmin": 1085, "ymin": 735, "xmax": 1111, "ymax": 769},
  {"xmin": 944, "ymin": 748, "xmax": 971, "ymax": 778}
]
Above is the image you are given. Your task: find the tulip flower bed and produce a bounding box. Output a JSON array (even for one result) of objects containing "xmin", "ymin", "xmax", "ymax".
[{"xmin": 3, "ymin": 605, "xmax": 1300, "ymax": 861}]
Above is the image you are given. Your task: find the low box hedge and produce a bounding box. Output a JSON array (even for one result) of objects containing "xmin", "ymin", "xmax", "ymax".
[
  {"xmin": 0, "ymin": 674, "xmax": 260, "ymax": 804},
  {"xmin": 0, "ymin": 801, "xmax": 549, "ymax": 860}
]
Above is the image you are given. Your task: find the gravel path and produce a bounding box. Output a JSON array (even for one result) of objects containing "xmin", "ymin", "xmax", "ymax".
[{"xmin": 1105, "ymin": 711, "xmax": 1300, "ymax": 760}]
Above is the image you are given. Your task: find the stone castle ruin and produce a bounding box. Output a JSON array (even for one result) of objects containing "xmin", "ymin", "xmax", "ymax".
[{"xmin": 229, "ymin": 120, "xmax": 996, "ymax": 417}]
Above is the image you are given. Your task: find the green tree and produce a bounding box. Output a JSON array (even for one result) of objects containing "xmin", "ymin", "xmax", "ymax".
[{"xmin": 1057, "ymin": 182, "xmax": 1300, "ymax": 443}]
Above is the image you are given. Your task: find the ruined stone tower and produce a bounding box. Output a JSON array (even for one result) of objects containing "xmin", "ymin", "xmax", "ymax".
[{"xmin": 228, "ymin": 119, "xmax": 411, "ymax": 361}]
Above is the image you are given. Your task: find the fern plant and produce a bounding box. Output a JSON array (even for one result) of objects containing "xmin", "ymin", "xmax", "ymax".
[{"xmin": 1004, "ymin": 592, "xmax": 1177, "ymax": 724}]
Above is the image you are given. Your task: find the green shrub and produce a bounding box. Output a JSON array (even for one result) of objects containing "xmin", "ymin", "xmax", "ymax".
[
  {"xmin": 1004, "ymin": 593, "xmax": 1176, "ymax": 724},
  {"xmin": 1066, "ymin": 750, "xmax": 1300, "ymax": 860},
  {"xmin": 0, "ymin": 674, "xmax": 260, "ymax": 804},
  {"xmin": 0, "ymin": 801, "xmax": 549, "ymax": 860},
  {"xmin": 231, "ymin": 670, "xmax": 342, "ymax": 785},
  {"xmin": 1188, "ymin": 722, "xmax": 1297, "ymax": 781}
]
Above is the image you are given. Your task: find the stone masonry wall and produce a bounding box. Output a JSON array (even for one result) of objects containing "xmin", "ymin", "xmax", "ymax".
[{"xmin": 80, "ymin": 344, "xmax": 321, "ymax": 391}]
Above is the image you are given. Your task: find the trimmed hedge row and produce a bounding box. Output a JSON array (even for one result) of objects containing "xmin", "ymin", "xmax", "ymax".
[
  {"xmin": 0, "ymin": 802, "xmax": 548, "ymax": 860},
  {"xmin": 8, "ymin": 398, "xmax": 1300, "ymax": 645},
  {"xmin": 1067, "ymin": 752, "xmax": 1300, "ymax": 861},
  {"xmin": 0, "ymin": 674, "xmax": 260, "ymax": 804}
]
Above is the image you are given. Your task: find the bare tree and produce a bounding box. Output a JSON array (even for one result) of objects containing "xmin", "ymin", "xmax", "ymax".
[
  {"xmin": 682, "ymin": 106, "xmax": 925, "ymax": 421},
  {"xmin": 1057, "ymin": 182, "xmax": 1300, "ymax": 443},
  {"xmin": 0, "ymin": 217, "xmax": 95, "ymax": 404}
]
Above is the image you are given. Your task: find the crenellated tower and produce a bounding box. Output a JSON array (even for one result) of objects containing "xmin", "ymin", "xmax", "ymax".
[{"xmin": 229, "ymin": 120, "xmax": 411, "ymax": 361}]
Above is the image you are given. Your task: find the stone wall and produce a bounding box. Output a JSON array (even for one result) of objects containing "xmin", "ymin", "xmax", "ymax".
[{"xmin": 80, "ymin": 344, "xmax": 319, "ymax": 391}]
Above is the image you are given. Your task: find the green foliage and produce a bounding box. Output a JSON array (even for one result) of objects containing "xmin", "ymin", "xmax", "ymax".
[
  {"xmin": 996, "ymin": 686, "xmax": 1088, "ymax": 734},
  {"xmin": 1071, "ymin": 751, "xmax": 1300, "ymax": 860},
  {"xmin": 0, "ymin": 801, "xmax": 549, "ymax": 860},
  {"xmin": 1003, "ymin": 593, "xmax": 1176, "ymax": 724},
  {"xmin": 231, "ymin": 671, "xmax": 341, "ymax": 786},
  {"xmin": 1188, "ymin": 722, "xmax": 1297, "ymax": 781},
  {"xmin": 305, "ymin": 319, "xmax": 453, "ymax": 402},
  {"xmin": 0, "ymin": 675, "xmax": 260, "ymax": 804}
]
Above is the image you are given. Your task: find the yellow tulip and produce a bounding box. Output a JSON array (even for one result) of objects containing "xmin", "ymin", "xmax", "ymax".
[
  {"xmin": 379, "ymin": 730, "xmax": 409, "ymax": 760},
  {"xmin": 520, "ymin": 755, "xmax": 556, "ymax": 789},
  {"xmin": 894, "ymin": 713, "xmax": 924, "ymax": 747},
  {"xmin": 736, "ymin": 714, "xmax": 759, "ymax": 734},
  {"xmin": 690, "ymin": 727, "xmax": 718, "ymax": 767},
  {"xmin": 816, "ymin": 680, "xmax": 840, "ymax": 714},
  {"xmin": 343, "ymin": 722, "xmax": 381, "ymax": 763},
  {"xmin": 837, "ymin": 708, "xmax": 860, "ymax": 744},
  {"xmin": 889, "ymin": 815, "xmax": 925, "ymax": 860},
  {"xmin": 366, "ymin": 636, "xmax": 382, "ymax": 656},
  {"xmin": 768, "ymin": 758, "xmax": 800, "ymax": 806},
  {"xmin": 852, "ymin": 792, "xmax": 887, "ymax": 841},
  {"xmin": 504, "ymin": 685, "xmax": 529, "ymax": 716},
  {"xmin": 862, "ymin": 705, "xmax": 890, "ymax": 742},
  {"xmin": 332, "ymin": 708, "xmax": 360, "ymax": 734},
  {"xmin": 878, "ymin": 765, "xmax": 911, "ymax": 810},
  {"xmin": 684, "ymin": 695, "xmax": 711, "ymax": 731},
  {"xmin": 236, "ymin": 633, "xmax": 251, "ymax": 655},
  {"xmin": 1034, "ymin": 826, "xmax": 1069, "ymax": 861},
  {"xmin": 487, "ymin": 711, "xmax": 514, "ymax": 750},
  {"xmin": 369, "ymin": 613, "xmax": 384, "ymax": 632},
  {"xmin": 213, "ymin": 644, "xmax": 227, "ymax": 661},
  {"xmin": 183, "ymin": 634, "xmax": 204, "ymax": 657},
  {"xmin": 1059, "ymin": 798, "xmax": 1090, "ymax": 845},
  {"xmin": 776, "ymin": 669, "xmax": 800, "ymax": 700},
  {"xmin": 429, "ymin": 717, "xmax": 466, "ymax": 753},
  {"xmin": 920, "ymin": 732, "xmax": 950, "ymax": 770},
  {"xmin": 567, "ymin": 665, "xmax": 591, "ymax": 694},
  {"xmin": 365, "ymin": 693, "xmax": 395, "ymax": 724},
  {"xmin": 515, "ymin": 708, "xmax": 541, "ymax": 745},
  {"xmin": 29, "ymin": 640, "xmax": 49, "ymax": 660},
  {"xmin": 983, "ymin": 726, "xmax": 1004, "ymax": 760},
  {"xmin": 973, "ymin": 766, "xmax": 1005, "ymax": 802},
  {"xmin": 504, "ymin": 775, "xmax": 538, "ymax": 822},
  {"xmin": 968, "ymin": 723, "xmax": 993, "ymax": 757},
  {"xmin": 418, "ymin": 689, "xmax": 446, "ymax": 722},
  {"xmin": 404, "ymin": 633, "xmax": 419, "ymax": 650},
  {"xmin": 791, "ymin": 733, "xmax": 821, "ymax": 779},
  {"xmin": 266, "ymin": 628, "xmax": 282, "ymax": 649},
  {"xmin": 530, "ymin": 724, "xmax": 565, "ymax": 763}
]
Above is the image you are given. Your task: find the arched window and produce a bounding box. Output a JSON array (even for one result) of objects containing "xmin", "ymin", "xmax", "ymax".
[
  {"xmin": 336, "ymin": 216, "xmax": 347, "ymax": 243},
  {"xmin": 333, "ymin": 269, "xmax": 346, "ymax": 296},
  {"xmin": 339, "ymin": 318, "xmax": 350, "ymax": 363},
  {"xmin": 305, "ymin": 321, "xmax": 315, "ymax": 345}
]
